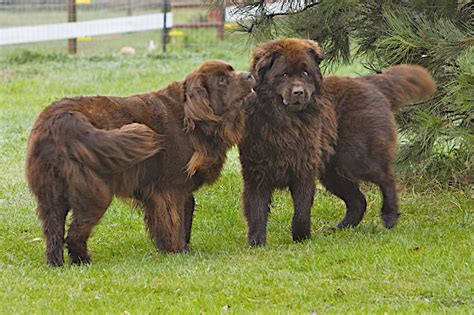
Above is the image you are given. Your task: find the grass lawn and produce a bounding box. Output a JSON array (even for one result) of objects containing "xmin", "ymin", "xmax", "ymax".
[{"xmin": 0, "ymin": 43, "xmax": 472, "ymax": 314}]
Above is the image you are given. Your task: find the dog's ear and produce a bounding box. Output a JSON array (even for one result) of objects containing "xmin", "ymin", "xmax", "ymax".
[
  {"xmin": 305, "ymin": 40, "xmax": 324, "ymax": 65},
  {"xmin": 251, "ymin": 47, "xmax": 279, "ymax": 83},
  {"xmin": 183, "ymin": 74, "xmax": 221, "ymax": 133}
]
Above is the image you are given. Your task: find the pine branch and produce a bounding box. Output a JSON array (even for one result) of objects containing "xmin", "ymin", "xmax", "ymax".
[
  {"xmin": 225, "ymin": 0, "xmax": 474, "ymax": 185},
  {"xmin": 265, "ymin": 2, "xmax": 320, "ymax": 18}
]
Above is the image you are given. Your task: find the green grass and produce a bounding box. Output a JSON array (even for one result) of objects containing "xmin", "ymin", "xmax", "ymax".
[{"xmin": 0, "ymin": 46, "xmax": 472, "ymax": 314}]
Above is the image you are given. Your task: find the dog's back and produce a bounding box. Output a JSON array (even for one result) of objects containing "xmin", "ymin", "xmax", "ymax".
[
  {"xmin": 26, "ymin": 97, "xmax": 164, "ymax": 199},
  {"xmin": 320, "ymin": 64, "xmax": 435, "ymax": 230}
]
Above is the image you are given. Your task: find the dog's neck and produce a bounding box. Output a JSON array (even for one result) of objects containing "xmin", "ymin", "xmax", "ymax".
[
  {"xmin": 184, "ymin": 105, "xmax": 245, "ymax": 184},
  {"xmin": 155, "ymin": 80, "xmax": 245, "ymax": 184},
  {"xmin": 155, "ymin": 81, "xmax": 186, "ymax": 104}
]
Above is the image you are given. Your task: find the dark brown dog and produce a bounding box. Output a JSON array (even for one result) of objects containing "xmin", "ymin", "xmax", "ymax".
[
  {"xmin": 26, "ymin": 60, "xmax": 255, "ymax": 266},
  {"xmin": 321, "ymin": 64, "xmax": 436, "ymax": 229},
  {"xmin": 238, "ymin": 38, "xmax": 338, "ymax": 246},
  {"xmin": 239, "ymin": 38, "xmax": 437, "ymax": 246}
]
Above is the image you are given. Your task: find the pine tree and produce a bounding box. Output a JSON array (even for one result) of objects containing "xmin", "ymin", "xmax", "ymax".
[{"xmin": 227, "ymin": 0, "xmax": 473, "ymax": 185}]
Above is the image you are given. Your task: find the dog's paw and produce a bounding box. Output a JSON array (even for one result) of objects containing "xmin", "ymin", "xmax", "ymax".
[
  {"xmin": 248, "ymin": 234, "xmax": 266, "ymax": 247},
  {"xmin": 182, "ymin": 244, "xmax": 193, "ymax": 253},
  {"xmin": 46, "ymin": 254, "xmax": 65, "ymax": 267},
  {"xmin": 292, "ymin": 231, "xmax": 311, "ymax": 242},
  {"xmin": 69, "ymin": 254, "xmax": 91, "ymax": 266},
  {"xmin": 382, "ymin": 211, "xmax": 401, "ymax": 229}
]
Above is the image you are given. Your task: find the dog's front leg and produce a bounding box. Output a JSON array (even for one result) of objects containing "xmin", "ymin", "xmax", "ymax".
[
  {"xmin": 144, "ymin": 192, "xmax": 188, "ymax": 253},
  {"xmin": 243, "ymin": 182, "xmax": 272, "ymax": 246},
  {"xmin": 289, "ymin": 176, "xmax": 315, "ymax": 242}
]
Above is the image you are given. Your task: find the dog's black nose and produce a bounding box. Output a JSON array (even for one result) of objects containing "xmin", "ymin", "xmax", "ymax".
[
  {"xmin": 292, "ymin": 86, "xmax": 304, "ymax": 96},
  {"xmin": 240, "ymin": 72, "xmax": 253, "ymax": 80}
]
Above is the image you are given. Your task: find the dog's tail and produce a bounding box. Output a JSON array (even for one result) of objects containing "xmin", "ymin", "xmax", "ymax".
[
  {"xmin": 41, "ymin": 111, "xmax": 162, "ymax": 174},
  {"xmin": 363, "ymin": 64, "xmax": 436, "ymax": 111}
]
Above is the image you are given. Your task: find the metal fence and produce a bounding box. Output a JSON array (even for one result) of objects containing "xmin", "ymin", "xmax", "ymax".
[{"xmin": 0, "ymin": 0, "xmax": 236, "ymax": 55}]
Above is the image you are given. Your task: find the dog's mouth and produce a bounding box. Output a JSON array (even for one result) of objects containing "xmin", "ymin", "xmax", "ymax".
[
  {"xmin": 244, "ymin": 88, "xmax": 257, "ymax": 101},
  {"xmin": 233, "ymin": 88, "xmax": 257, "ymax": 108},
  {"xmin": 282, "ymin": 98, "xmax": 302, "ymax": 106},
  {"xmin": 281, "ymin": 96, "xmax": 310, "ymax": 111},
  {"xmin": 238, "ymin": 73, "xmax": 257, "ymax": 104}
]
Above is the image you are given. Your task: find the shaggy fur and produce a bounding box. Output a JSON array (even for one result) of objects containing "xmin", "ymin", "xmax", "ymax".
[
  {"xmin": 321, "ymin": 64, "xmax": 436, "ymax": 229},
  {"xmin": 26, "ymin": 60, "xmax": 255, "ymax": 266},
  {"xmin": 239, "ymin": 38, "xmax": 436, "ymax": 246},
  {"xmin": 238, "ymin": 38, "xmax": 338, "ymax": 246}
]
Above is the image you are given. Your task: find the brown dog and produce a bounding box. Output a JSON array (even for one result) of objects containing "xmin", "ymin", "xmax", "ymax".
[
  {"xmin": 239, "ymin": 38, "xmax": 436, "ymax": 246},
  {"xmin": 321, "ymin": 64, "xmax": 436, "ymax": 229},
  {"xmin": 26, "ymin": 60, "xmax": 256, "ymax": 266},
  {"xmin": 238, "ymin": 38, "xmax": 338, "ymax": 246}
]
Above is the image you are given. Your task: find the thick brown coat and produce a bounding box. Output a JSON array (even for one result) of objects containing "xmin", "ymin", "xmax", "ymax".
[
  {"xmin": 239, "ymin": 38, "xmax": 436, "ymax": 246},
  {"xmin": 238, "ymin": 38, "xmax": 338, "ymax": 245},
  {"xmin": 321, "ymin": 65, "xmax": 436, "ymax": 228},
  {"xmin": 26, "ymin": 60, "xmax": 255, "ymax": 266}
]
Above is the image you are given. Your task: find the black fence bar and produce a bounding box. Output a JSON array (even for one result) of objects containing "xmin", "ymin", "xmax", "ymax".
[{"xmin": 162, "ymin": 0, "xmax": 169, "ymax": 52}]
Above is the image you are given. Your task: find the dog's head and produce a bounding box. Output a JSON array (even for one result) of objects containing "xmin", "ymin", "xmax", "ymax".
[
  {"xmin": 183, "ymin": 60, "xmax": 256, "ymax": 132},
  {"xmin": 251, "ymin": 38, "xmax": 324, "ymax": 112}
]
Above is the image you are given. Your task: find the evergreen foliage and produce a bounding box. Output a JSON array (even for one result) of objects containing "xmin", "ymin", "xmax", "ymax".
[{"xmin": 227, "ymin": 0, "xmax": 473, "ymax": 185}]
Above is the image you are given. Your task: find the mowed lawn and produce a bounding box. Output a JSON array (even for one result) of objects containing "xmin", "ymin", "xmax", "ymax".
[{"xmin": 0, "ymin": 45, "xmax": 472, "ymax": 314}]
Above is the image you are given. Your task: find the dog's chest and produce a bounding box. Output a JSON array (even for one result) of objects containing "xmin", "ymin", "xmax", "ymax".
[{"xmin": 245, "ymin": 113, "xmax": 324, "ymax": 177}]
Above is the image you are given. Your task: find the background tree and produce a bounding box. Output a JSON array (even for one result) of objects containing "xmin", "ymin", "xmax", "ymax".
[{"xmin": 227, "ymin": 0, "xmax": 473, "ymax": 185}]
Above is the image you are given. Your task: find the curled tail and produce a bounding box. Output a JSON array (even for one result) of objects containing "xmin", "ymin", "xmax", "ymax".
[
  {"xmin": 362, "ymin": 64, "xmax": 436, "ymax": 111},
  {"xmin": 37, "ymin": 111, "xmax": 162, "ymax": 174}
]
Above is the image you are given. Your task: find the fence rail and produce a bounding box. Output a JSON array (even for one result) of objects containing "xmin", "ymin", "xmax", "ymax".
[
  {"xmin": 0, "ymin": 13, "xmax": 173, "ymax": 45},
  {"xmin": 0, "ymin": 0, "xmax": 252, "ymax": 54}
]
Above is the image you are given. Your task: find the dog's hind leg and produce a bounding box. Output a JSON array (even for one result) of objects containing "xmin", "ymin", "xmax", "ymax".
[
  {"xmin": 66, "ymin": 173, "xmax": 112, "ymax": 265},
  {"xmin": 37, "ymin": 194, "xmax": 70, "ymax": 267},
  {"xmin": 144, "ymin": 192, "xmax": 188, "ymax": 253},
  {"xmin": 243, "ymin": 182, "xmax": 272, "ymax": 246},
  {"xmin": 66, "ymin": 205, "xmax": 110, "ymax": 265},
  {"xmin": 372, "ymin": 173, "xmax": 400, "ymax": 229},
  {"xmin": 289, "ymin": 176, "xmax": 315, "ymax": 242},
  {"xmin": 320, "ymin": 169, "xmax": 367, "ymax": 229}
]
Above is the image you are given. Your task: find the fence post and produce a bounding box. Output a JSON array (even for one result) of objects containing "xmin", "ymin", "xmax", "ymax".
[
  {"xmin": 67, "ymin": 0, "xmax": 77, "ymax": 54},
  {"xmin": 162, "ymin": 0, "xmax": 169, "ymax": 52},
  {"xmin": 217, "ymin": 2, "xmax": 225, "ymax": 40},
  {"xmin": 127, "ymin": 0, "xmax": 132, "ymax": 16}
]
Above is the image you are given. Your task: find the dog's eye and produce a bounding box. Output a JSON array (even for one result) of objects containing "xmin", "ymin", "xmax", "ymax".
[
  {"xmin": 281, "ymin": 73, "xmax": 288, "ymax": 78},
  {"xmin": 302, "ymin": 71, "xmax": 309, "ymax": 76},
  {"xmin": 218, "ymin": 75, "xmax": 227, "ymax": 86}
]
